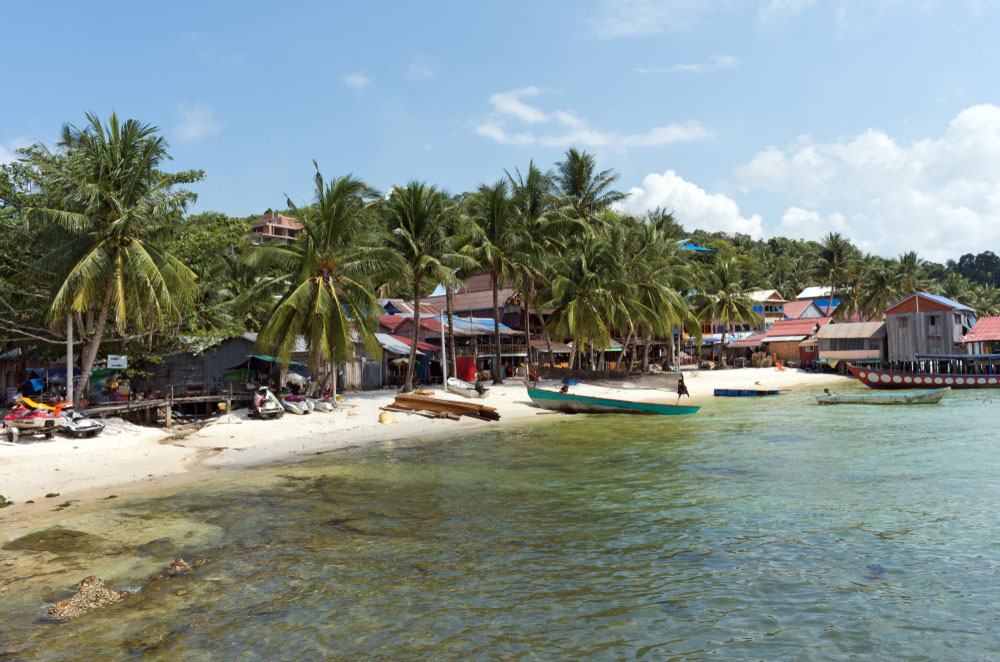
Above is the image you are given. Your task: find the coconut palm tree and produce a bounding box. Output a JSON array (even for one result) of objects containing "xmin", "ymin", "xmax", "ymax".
[
  {"xmin": 552, "ymin": 148, "xmax": 627, "ymax": 225},
  {"xmin": 811, "ymin": 232, "xmax": 856, "ymax": 315},
  {"xmin": 855, "ymin": 257, "xmax": 902, "ymax": 320},
  {"xmin": 507, "ymin": 161, "xmax": 557, "ymax": 370},
  {"xmin": 384, "ymin": 182, "xmax": 470, "ymax": 391},
  {"xmin": 693, "ymin": 258, "xmax": 762, "ymax": 358},
  {"xmin": 897, "ymin": 251, "xmax": 931, "ymax": 296},
  {"xmin": 27, "ymin": 112, "xmax": 201, "ymax": 399},
  {"xmin": 253, "ymin": 167, "xmax": 394, "ymax": 393},
  {"xmin": 542, "ymin": 233, "xmax": 627, "ymax": 369},
  {"xmin": 466, "ymin": 179, "xmax": 529, "ymax": 384}
]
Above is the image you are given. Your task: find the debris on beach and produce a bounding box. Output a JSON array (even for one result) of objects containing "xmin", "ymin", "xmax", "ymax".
[{"xmin": 381, "ymin": 393, "xmax": 500, "ymax": 422}]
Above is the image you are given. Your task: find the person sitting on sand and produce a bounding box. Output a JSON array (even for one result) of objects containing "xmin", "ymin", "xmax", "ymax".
[{"xmin": 676, "ymin": 373, "xmax": 690, "ymax": 404}]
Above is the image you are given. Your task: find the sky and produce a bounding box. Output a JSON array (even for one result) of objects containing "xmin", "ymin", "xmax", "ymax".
[{"xmin": 4, "ymin": 0, "xmax": 1000, "ymax": 262}]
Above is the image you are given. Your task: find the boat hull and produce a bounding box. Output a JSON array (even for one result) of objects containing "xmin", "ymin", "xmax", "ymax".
[
  {"xmin": 526, "ymin": 386, "xmax": 700, "ymax": 416},
  {"xmin": 446, "ymin": 378, "xmax": 489, "ymax": 399},
  {"xmin": 816, "ymin": 387, "xmax": 948, "ymax": 405},
  {"xmin": 848, "ymin": 363, "xmax": 1000, "ymax": 389}
]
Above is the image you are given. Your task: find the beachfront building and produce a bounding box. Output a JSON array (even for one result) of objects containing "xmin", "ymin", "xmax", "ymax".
[
  {"xmin": 960, "ymin": 316, "xmax": 1000, "ymax": 355},
  {"xmin": 760, "ymin": 317, "xmax": 833, "ymax": 367},
  {"xmin": 885, "ymin": 293, "xmax": 976, "ymax": 363},
  {"xmin": 248, "ymin": 212, "xmax": 304, "ymax": 243},
  {"xmin": 781, "ymin": 299, "xmax": 825, "ymax": 320},
  {"xmin": 748, "ymin": 290, "xmax": 786, "ymax": 329},
  {"xmin": 814, "ymin": 322, "xmax": 887, "ymax": 371}
]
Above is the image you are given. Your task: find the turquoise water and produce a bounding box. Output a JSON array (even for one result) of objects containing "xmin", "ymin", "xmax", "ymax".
[{"xmin": 3, "ymin": 385, "xmax": 1000, "ymax": 660}]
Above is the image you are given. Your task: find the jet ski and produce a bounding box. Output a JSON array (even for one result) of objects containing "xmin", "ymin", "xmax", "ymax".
[
  {"xmin": 306, "ymin": 397, "xmax": 334, "ymax": 412},
  {"xmin": 250, "ymin": 387, "xmax": 284, "ymax": 419},
  {"xmin": 59, "ymin": 405, "xmax": 105, "ymax": 438},
  {"xmin": 280, "ymin": 393, "xmax": 311, "ymax": 415},
  {"xmin": 3, "ymin": 397, "xmax": 68, "ymax": 439}
]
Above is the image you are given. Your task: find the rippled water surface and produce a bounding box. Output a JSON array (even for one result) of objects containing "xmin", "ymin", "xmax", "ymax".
[{"xmin": 4, "ymin": 385, "xmax": 1000, "ymax": 660}]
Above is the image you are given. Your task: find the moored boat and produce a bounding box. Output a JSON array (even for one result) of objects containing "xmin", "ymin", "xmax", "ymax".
[
  {"xmin": 525, "ymin": 385, "xmax": 700, "ymax": 416},
  {"xmin": 848, "ymin": 362, "xmax": 1000, "ymax": 389},
  {"xmin": 816, "ymin": 387, "xmax": 948, "ymax": 405},
  {"xmin": 446, "ymin": 377, "xmax": 489, "ymax": 399}
]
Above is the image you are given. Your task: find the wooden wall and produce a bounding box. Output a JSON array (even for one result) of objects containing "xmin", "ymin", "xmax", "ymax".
[{"xmin": 887, "ymin": 310, "xmax": 964, "ymax": 362}]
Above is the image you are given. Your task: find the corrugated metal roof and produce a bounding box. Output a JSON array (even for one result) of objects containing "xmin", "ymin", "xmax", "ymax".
[
  {"xmin": 782, "ymin": 300, "xmax": 821, "ymax": 319},
  {"xmin": 797, "ymin": 286, "xmax": 832, "ymax": 299},
  {"xmin": 378, "ymin": 299, "xmax": 440, "ymax": 316},
  {"xmin": 728, "ymin": 334, "xmax": 765, "ymax": 348},
  {"xmin": 763, "ymin": 317, "xmax": 832, "ymax": 338},
  {"xmin": 748, "ymin": 289, "xmax": 786, "ymax": 303},
  {"xmin": 815, "ymin": 322, "xmax": 886, "ymax": 339},
  {"xmin": 762, "ymin": 335, "xmax": 809, "ymax": 342},
  {"xmin": 961, "ymin": 316, "xmax": 1000, "ymax": 342},
  {"xmin": 886, "ymin": 292, "xmax": 975, "ymax": 314}
]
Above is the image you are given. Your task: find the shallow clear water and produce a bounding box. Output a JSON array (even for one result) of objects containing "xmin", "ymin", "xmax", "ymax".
[{"xmin": 4, "ymin": 384, "xmax": 1000, "ymax": 660}]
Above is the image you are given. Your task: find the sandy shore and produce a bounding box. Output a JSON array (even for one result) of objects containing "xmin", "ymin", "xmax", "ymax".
[{"xmin": 0, "ymin": 368, "xmax": 849, "ymax": 510}]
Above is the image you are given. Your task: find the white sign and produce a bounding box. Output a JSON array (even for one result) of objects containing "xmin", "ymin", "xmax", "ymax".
[{"xmin": 107, "ymin": 355, "xmax": 128, "ymax": 369}]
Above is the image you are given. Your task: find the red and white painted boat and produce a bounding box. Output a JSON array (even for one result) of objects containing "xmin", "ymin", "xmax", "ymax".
[{"xmin": 847, "ymin": 363, "xmax": 1000, "ymax": 389}]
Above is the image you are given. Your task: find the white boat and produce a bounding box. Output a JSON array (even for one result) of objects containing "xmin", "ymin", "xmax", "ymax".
[
  {"xmin": 447, "ymin": 377, "xmax": 490, "ymax": 399},
  {"xmin": 815, "ymin": 387, "xmax": 948, "ymax": 405},
  {"xmin": 280, "ymin": 395, "xmax": 311, "ymax": 415}
]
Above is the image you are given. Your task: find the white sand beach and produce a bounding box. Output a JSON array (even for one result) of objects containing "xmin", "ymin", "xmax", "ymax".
[{"xmin": 0, "ymin": 368, "xmax": 850, "ymax": 510}]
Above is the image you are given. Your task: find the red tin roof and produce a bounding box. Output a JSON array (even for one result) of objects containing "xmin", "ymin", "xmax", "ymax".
[{"xmin": 961, "ymin": 316, "xmax": 1000, "ymax": 343}]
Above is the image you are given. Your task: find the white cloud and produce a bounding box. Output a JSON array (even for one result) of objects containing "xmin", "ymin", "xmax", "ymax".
[
  {"xmin": 758, "ymin": 0, "xmax": 818, "ymax": 25},
  {"xmin": 0, "ymin": 136, "xmax": 33, "ymax": 164},
  {"xmin": 489, "ymin": 87, "xmax": 548, "ymax": 123},
  {"xmin": 406, "ymin": 56, "xmax": 436, "ymax": 81},
  {"xmin": 668, "ymin": 54, "xmax": 739, "ymax": 73},
  {"xmin": 477, "ymin": 87, "xmax": 712, "ymax": 150},
  {"xmin": 175, "ymin": 104, "xmax": 221, "ymax": 144},
  {"xmin": 342, "ymin": 73, "xmax": 372, "ymax": 91},
  {"xmin": 735, "ymin": 104, "xmax": 1000, "ymax": 259},
  {"xmin": 587, "ymin": 0, "xmax": 713, "ymax": 37},
  {"xmin": 626, "ymin": 170, "xmax": 764, "ymax": 237}
]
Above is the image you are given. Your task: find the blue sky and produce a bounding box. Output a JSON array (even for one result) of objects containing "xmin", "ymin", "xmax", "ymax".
[{"xmin": 4, "ymin": 0, "xmax": 1000, "ymax": 261}]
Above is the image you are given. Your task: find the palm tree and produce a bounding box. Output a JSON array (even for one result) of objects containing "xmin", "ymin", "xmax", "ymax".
[
  {"xmin": 855, "ymin": 258, "xmax": 902, "ymax": 320},
  {"xmin": 552, "ymin": 148, "xmax": 627, "ymax": 225},
  {"xmin": 811, "ymin": 232, "xmax": 855, "ymax": 315},
  {"xmin": 542, "ymin": 233, "xmax": 627, "ymax": 369},
  {"xmin": 506, "ymin": 161, "xmax": 556, "ymax": 371},
  {"xmin": 467, "ymin": 179, "xmax": 527, "ymax": 384},
  {"xmin": 384, "ymin": 182, "xmax": 469, "ymax": 391},
  {"xmin": 28, "ymin": 112, "xmax": 200, "ymax": 399},
  {"xmin": 693, "ymin": 258, "xmax": 762, "ymax": 359},
  {"xmin": 253, "ymin": 167, "xmax": 394, "ymax": 395},
  {"xmin": 897, "ymin": 251, "xmax": 930, "ymax": 296}
]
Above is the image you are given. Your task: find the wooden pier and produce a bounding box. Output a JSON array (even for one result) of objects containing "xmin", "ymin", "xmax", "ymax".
[{"xmin": 82, "ymin": 392, "xmax": 252, "ymax": 427}]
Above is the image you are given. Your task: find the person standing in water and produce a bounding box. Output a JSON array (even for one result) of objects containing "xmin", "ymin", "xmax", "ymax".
[{"xmin": 676, "ymin": 373, "xmax": 690, "ymax": 404}]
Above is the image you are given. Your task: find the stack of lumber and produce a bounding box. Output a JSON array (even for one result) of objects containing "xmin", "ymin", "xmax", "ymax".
[{"xmin": 384, "ymin": 393, "xmax": 501, "ymax": 422}]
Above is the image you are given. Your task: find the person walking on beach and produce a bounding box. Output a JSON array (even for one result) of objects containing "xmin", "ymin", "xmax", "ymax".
[{"xmin": 676, "ymin": 373, "xmax": 689, "ymax": 404}]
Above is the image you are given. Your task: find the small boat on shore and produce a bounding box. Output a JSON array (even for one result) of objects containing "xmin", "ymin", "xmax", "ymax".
[
  {"xmin": 525, "ymin": 385, "xmax": 700, "ymax": 416},
  {"xmin": 816, "ymin": 387, "xmax": 948, "ymax": 406},
  {"xmin": 446, "ymin": 377, "xmax": 489, "ymax": 399}
]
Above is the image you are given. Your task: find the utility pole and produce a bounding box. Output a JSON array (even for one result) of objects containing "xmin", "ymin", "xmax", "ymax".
[{"xmin": 66, "ymin": 314, "xmax": 74, "ymax": 403}]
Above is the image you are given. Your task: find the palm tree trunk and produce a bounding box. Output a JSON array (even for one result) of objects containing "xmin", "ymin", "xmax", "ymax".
[
  {"xmin": 569, "ymin": 341, "xmax": 577, "ymax": 370},
  {"xmin": 492, "ymin": 270, "xmax": 503, "ymax": 385},
  {"xmin": 446, "ymin": 284, "xmax": 457, "ymax": 379},
  {"xmin": 309, "ymin": 345, "xmax": 322, "ymax": 396},
  {"xmin": 641, "ymin": 334, "xmax": 652, "ymax": 372},
  {"xmin": 545, "ymin": 331, "xmax": 554, "ymax": 374},
  {"xmin": 597, "ymin": 349, "xmax": 606, "ymax": 371},
  {"xmin": 75, "ymin": 277, "xmax": 115, "ymax": 400},
  {"xmin": 522, "ymin": 283, "xmax": 532, "ymax": 371},
  {"xmin": 666, "ymin": 330, "xmax": 675, "ymax": 371},
  {"xmin": 404, "ymin": 280, "xmax": 421, "ymax": 392},
  {"xmin": 620, "ymin": 330, "xmax": 634, "ymax": 373}
]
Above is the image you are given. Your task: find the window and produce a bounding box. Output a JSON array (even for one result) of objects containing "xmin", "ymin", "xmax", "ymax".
[{"xmin": 929, "ymin": 315, "xmax": 938, "ymax": 327}]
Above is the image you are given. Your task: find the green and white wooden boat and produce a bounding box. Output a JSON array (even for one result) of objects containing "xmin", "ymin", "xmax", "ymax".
[
  {"xmin": 815, "ymin": 387, "xmax": 948, "ymax": 406},
  {"xmin": 525, "ymin": 385, "xmax": 700, "ymax": 416}
]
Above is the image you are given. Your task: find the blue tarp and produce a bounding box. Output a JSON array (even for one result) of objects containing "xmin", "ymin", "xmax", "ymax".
[{"xmin": 680, "ymin": 242, "xmax": 715, "ymax": 252}]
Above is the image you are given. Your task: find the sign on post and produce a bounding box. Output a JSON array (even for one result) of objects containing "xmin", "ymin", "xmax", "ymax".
[{"xmin": 107, "ymin": 355, "xmax": 128, "ymax": 369}]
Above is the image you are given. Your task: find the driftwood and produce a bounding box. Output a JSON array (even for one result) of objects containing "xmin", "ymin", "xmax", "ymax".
[
  {"xmin": 380, "ymin": 405, "xmax": 461, "ymax": 421},
  {"xmin": 391, "ymin": 394, "xmax": 500, "ymax": 422}
]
